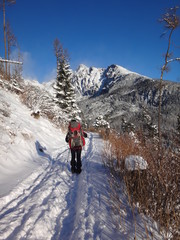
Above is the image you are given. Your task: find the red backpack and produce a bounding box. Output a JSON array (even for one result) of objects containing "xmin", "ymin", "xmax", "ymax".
[{"xmin": 68, "ymin": 120, "xmax": 85, "ymax": 148}]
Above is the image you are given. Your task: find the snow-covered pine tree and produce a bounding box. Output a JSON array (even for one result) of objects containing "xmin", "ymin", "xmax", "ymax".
[
  {"xmin": 53, "ymin": 59, "xmax": 67, "ymax": 108},
  {"xmin": 53, "ymin": 54, "xmax": 81, "ymax": 120},
  {"xmin": 93, "ymin": 115, "xmax": 110, "ymax": 129}
]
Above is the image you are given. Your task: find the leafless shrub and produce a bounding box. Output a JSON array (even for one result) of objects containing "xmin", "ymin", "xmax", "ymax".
[
  {"xmin": 103, "ymin": 131, "xmax": 180, "ymax": 239},
  {"xmin": 20, "ymin": 84, "xmax": 70, "ymax": 129}
]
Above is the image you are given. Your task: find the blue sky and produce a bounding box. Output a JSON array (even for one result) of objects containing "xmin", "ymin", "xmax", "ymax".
[{"xmin": 0, "ymin": 0, "xmax": 180, "ymax": 82}]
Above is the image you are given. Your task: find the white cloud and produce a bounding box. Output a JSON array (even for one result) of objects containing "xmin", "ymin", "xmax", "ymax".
[
  {"xmin": 11, "ymin": 50, "xmax": 57, "ymax": 83},
  {"xmin": 11, "ymin": 49, "xmax": 37, "ymax": 80},
  {"xmin": 42, "ymin": 68, "xmax": 56, "ymax": 83},
  {"xmin": 11, "ymin": 49, "xmax": 38, "ymax": 81},
  {"xmin": 22, "ymin": 51, "xmax": 38, "ymax": 81}
]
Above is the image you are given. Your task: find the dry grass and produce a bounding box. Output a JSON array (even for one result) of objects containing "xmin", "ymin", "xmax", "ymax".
[{"xmin": 103, "ymin": 130, "xmax": 180, "ymax": 239}]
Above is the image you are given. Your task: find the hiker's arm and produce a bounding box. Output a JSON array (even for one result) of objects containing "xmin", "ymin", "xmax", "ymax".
[
  {"xmin": 65, "ymin": 133, "xmax": 70, "ymax": 143},
  {"xmin": 83, "ymin": 131, "xmax": 87, "ymax": 138}
]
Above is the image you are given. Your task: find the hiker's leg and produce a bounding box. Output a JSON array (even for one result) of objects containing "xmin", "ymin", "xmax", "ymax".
[
  {"xmin": 71, "ymin": 149, "xmax": 76, "ymax": 171},
  {"xmin": 76, "ymin": 149, "xmax": 82, "ymax": 172}
]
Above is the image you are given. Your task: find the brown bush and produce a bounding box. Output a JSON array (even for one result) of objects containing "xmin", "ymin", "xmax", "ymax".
[{"xmin": 103, "ymin": 131, "xmax": 180, "ymax": 239}]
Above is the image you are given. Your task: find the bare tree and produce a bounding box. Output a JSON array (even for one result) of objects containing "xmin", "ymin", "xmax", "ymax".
[
  {"xmin": 53, "ymin": 38, "xmax": 69, "ymax": 75},
  {"xmin": 6, "ymin": 20, "xmax": 17, "ymax": 79},
  {"xmin": 0, "ymin": 61, "xmax": 4, "ymax": 76},
  {"xmin": 0, "ymin": 0, "xmax": 16, "ymax": 78},
  {"xmin": 158, "ymin": 6, "xmax": 180, "ymax": 146},
  {"xmin": 53, "ymin": 38, "xmax": 62, "ymax": 69},
  {"xmin": 12, "ymin": 46, "xmax": 23, "ymax": 81}
]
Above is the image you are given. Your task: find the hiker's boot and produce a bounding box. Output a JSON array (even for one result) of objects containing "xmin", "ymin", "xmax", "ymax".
[
  {"xmin": 71, "ymin": 167, "xmax": 76, "ymax": 173},
  {"xmin": 76, "ymin": 168, "xmax": 82, "ymax": 174}
]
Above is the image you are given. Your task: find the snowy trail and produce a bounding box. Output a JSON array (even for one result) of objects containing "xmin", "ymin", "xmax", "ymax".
[
  {"xmin": 0, "ymin": 133, "xmax": 161, "ymax": 240},
  {"xmin": 0, "ymin": 133, "xmax": 114, "ymax": 240},
  {"xmin": 59, "ymin": 134, "xmax": 112, "ymax": 240}
]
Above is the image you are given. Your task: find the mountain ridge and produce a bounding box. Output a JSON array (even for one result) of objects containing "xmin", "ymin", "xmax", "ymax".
[
  {"xmin": 30, "ymin": 63, "xmax": 179, "ymax": 134},
  {"xmin": 72, "ymin": 64, "xmax": 180, "ymax": 134},
  {"xmin": 72, "ymin": 64, "xmax": 148, "ymax": 97}
]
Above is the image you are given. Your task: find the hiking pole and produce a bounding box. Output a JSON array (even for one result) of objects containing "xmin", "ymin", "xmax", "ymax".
[{"xmin": 55, "ymin": 148, "xmax": 69, "ymax": 160}]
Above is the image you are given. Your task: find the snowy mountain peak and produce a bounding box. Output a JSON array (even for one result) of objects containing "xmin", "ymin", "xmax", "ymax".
[
  {"xmin": 73, "ymin": 64, "xmax": 105, "ymax": 96},
  {"xmin": 77, "ymin": 64, "xmax": 90, "ymax": 71},
  {"xmin": 106, "ymin": 64, "xmax": 132, "ymax": 76},
  {"xmin": 76, "ymin": 64, "xmax": 104, "ymax": 76},
  {"xmin": 73, "ymin": 64, "xmax": 144, "ymax": 97}
]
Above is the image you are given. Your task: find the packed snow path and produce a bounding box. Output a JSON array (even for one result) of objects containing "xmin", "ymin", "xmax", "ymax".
[
  {"xmin": 0, "ymin": 133, "xmax": 113, "ymax": 240},
  {"xmin": 0, "ymin": 133, "xmax": 160, "ymax": 240}
]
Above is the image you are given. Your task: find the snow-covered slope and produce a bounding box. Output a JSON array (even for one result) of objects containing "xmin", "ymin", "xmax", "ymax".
[
  {"xmin": 0, "ymin": 87, "xmax": 162, "ymax": 239},
  {"xmin": 0, "ymin": 88, "xmax": 64, "ymax": 196}
]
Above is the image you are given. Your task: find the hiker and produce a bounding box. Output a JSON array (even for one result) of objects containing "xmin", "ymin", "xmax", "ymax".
[{"xmin": 65, "ymin": 119, "xmax": 87, "ymax": 173}]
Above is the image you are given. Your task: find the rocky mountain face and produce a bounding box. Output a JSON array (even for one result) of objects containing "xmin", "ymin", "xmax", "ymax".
[{"xmin": 72, "ymin": 64, "xmax": 180, "ymax": 134}]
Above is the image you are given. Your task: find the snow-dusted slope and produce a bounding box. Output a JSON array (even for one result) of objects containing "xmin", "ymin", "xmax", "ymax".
[{"xmin": 0, "ymin": 88, "xmax": 64, "ymax": 196}]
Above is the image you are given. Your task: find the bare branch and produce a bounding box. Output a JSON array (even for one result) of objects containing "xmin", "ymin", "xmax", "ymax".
[
  {"xmin": 0, "ymin": 0, "xmax": 16, "ymax": 79},
  {"xmin": 158, "ymin": 6, "xmax": 180, "ymax": 147},
  {"xmin": 0, "ymin": 0, "xmax": 16, "ymax": 8},
  {"xmin": 6, "ymin": 21, "xmax": 17, "ymax": 78},
  {"xmin": 6, "ymin": 21, "xmax": 17, "ymax": 50},
  {"xmin": 53, "ymin": 38, "xmax": 70, "ymax": 75},
  {"xmin": 167, "ymin": 57, "xmax": 180, "ymax": 63},
  {"xmin": 7, "ymin": 0, "xmax": 16, "ymax": 6},
  {"xmin": 159, "ymin": 6, "xmax": 180, "ymax": 29}
]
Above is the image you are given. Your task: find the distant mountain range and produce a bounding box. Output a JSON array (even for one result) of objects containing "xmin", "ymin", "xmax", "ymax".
[
  {"xmin": 73, "ymin": 64, "xmax": 149, "ymax": 97},
  {"xmin": 72, "ymin": 64, "xmax": 180, "ymax": 133},
  {"xmin": 20, "ymin": 63, "xmax": 179, "ymax": 135}
]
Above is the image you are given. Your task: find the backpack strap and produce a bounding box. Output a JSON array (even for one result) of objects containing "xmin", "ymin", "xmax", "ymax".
[{"xmin": 69, "ymin": 122, "xmax": 81, "ymax": 132}]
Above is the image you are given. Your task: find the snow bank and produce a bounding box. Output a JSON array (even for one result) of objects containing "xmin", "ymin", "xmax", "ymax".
[
  {"xmin": 125, "ymin": 155, "xmax": 148, "ymax": 171},
  {"xmin": 0, "ymin": 88, "xmax": 66, "ymax": 197}
]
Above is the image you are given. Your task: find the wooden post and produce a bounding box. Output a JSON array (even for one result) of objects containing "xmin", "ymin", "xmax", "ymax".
[
  {"xmin": 0, "ymin": 58, "xmax": 23, "ymax": 80},
  {"xmin": 0, "ymin": 58, "xmax": 23, "ymax": 65}
]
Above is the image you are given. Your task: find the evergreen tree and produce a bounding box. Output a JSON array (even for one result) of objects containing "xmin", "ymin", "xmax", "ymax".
[
  {"xmin": 53, "ymin": 43, "xmax": 80, "ymax": 119},
  {"xmin": 54, "ymin": 59, "xmax": 75, "ymax": 111},
  {"xmin": 53, "ymin": 59, "xmax": 67, "ymax": 108}
]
